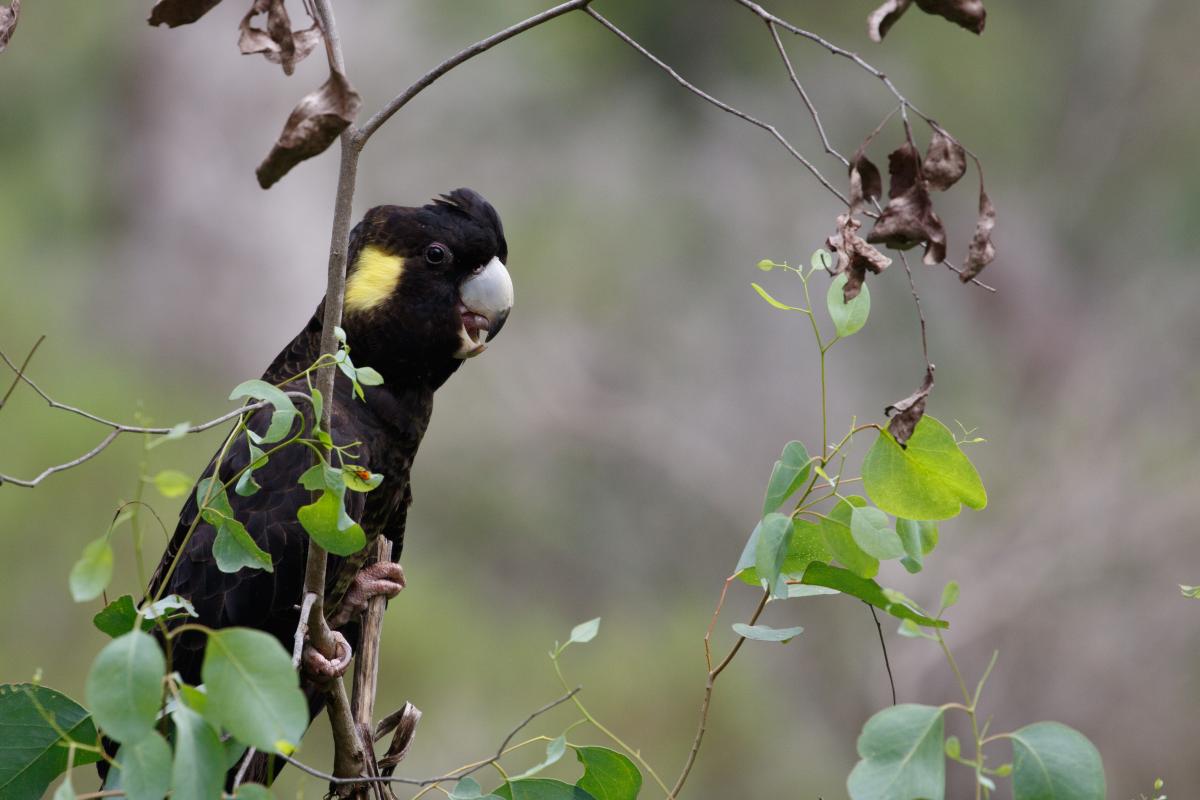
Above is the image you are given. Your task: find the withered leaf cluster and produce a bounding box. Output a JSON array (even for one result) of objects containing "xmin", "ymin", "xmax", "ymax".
[
  {"xmin": 825, "ymin": 143, "xmax": 892, "ymax": 303},
  {"xmin": 867, "ymin": 0, "xmax": 986, "ymax": 42},
  {"xmin": 147, "ymin": 0, "xmax": 361, "ymax": 189},
  {"xmin": 885, "ymin": 366, "xmax": 934, "ymax": 447},
  {"xmin": 960, "ymin": 181, "xmax": 995, "ymax": 282},
  {"xmin": 0, "ymin": 0, "xmax": 20, "ymax": 55},
  {"xmin": 238, "ymin": 0, "xmax": 323, "ymax": 76}
]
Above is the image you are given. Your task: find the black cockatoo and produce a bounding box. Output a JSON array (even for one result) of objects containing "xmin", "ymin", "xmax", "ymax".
[{"xmin": 133, "ymin": 188, "xmax": 512, "ymax": 783}]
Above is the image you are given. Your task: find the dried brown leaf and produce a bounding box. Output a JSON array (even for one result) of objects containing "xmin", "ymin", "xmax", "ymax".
[
  {"xmin": 849, "ymin": 150, "xmax": 883, "ymax": 214},
  {"xmin": 914, "ymin": 0, "xmax": 987, "ymax": 35},
  {"xmin": 923, "ymin": 127, "xmax": 967, "ymax": 191},
  {"xmin": 238, "ymin": 0, "xmax": 319, "ymax": 76},
  {"xmin": 960, "ymin": 183, "xmax": 996, "ymax": 282},
  {"xmin": 868, "ymin": 142, "xmax": 947, "ymax": 265},
  {"xmin": 147, "ymin": 0, "xmax": 222, "ymax": 27},
  {"xmin": 0, "ymin": 0, "xmax": 20, "ymax": 54},
  {"xmin": 867, "ymin": 0, "xmax": 912, "ymax": 42},
  {"xmin": 827, "ymin": 213, "xmax": 892, "ymax": 302},
  {"xmin": 885, "ymin": 366, "xmax": 934, "ymax": 448},
  {"xmin": 256, "ymin": 70, "xmax": 362, "ymax": 189},
  {"xmin": 376, "ymin": 702, "xmax": 422, "ymax": 775}
]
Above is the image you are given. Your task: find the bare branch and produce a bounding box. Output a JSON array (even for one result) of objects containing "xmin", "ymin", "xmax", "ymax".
[
  {"xmin": 355, "ymin": 0, "xmax": 594, "ymax": 147},
  {"xmin": 274, "ymin": 688, "xmax": 581, "ymax": 789},
  {"xmin": 0, "ymin": 345, "xmax": 314, "ymax": 488},
  {"xmin": 766, "ymin": 22, "xmax": 849, "ymax": 167},
  {"xmin": 585, "ymin": 7, "xmax": 850, "ymax": 208}
]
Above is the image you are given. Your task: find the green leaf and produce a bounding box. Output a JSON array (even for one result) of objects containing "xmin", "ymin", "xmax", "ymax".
[
  {"xmin": 1010, "ymin": 722, "xmax": 1105, "ymax": 800},
  {"xmin": 141, "ymin": 594, "xmax": 198, "ymax": 622},
  {"xmin": 762, "ymin": 441, "xmax": 811, "ymax": 515},
  {"xmin": 342, "ymin": 465, "xmax": 384, "ymax": 492},
  {"xmin": 152, "ymin": 469, "xmax": 193, "ymax": 499},
  {"xmin": 862, "ymin": 417, "xmax": 987, "ymax": 521},
  {"xmin": 799, "ymin": 563, "xmax": 947, "ymax": 629},
  {"xmin": 493, "ymin": 779, "xmax": 597, "ymax": 800},
  {"xmin": 897, "ymin": 619, "xmax": 935, "ymax": 640},
  {"xmin": 114, "ymin": 732, "xmax": 172, "ymax": 800},
  {"xmin": 511, "ymin": 736, "xmax": 566, "ymax": 780},
  {"xmin": 297, "ymin": 464, "xmax": 325, "ymax": 491},
  {"xmin": 69, "ymin": 535, "xmax": 114, "ymax": 602},
  {"xmin": 575, "ymin": 746, "xmax": 642, "ymax": 800},
  {"xmin": 750, "ymin": 282, "xmax": 800, "ymax": 311},
  {"xmin": 237, "ymin": 785, "xmax": 275, "ymax": 800},
  {"xmin": 197, "ymin": 478, "xmax": 274, "ymax": 573},
  {"xmin": 756, "ymin": 259, "xmax": 775, "ymax": 272},
  {"xmin": 52, "ymin": 775, "xmax": 75, "ymax": 800},
  {"xmin": 310, "ymin": 387, "xmax": 324, "ymax": 429},
  {"xmin": 847, "ymin": 704, "xmax": 946, "ymax": 800},
  {"xmin": 202, "ymin": 628, "xmax": 308, "ymax": 753},
  {"xmin": 0, "ymin": 685, "xmax": 101, "ymax": 799},
  {"xmin": 944, "ymin": 735, "xmax": 961, "ymax": 759},
  {"xmin": 569, "ymin": 618, "xmax": 601, "ymax": 645},
  {"xmin": 94, "ymin": 595, "xmax": 151, "ymax": 638},
  {"xmin": 170, "ymin": 706, "xmax": 224, "ymax": 800},
  {"xmin": 817, "ymin": 496, "xmax": 879, "ymax": 579},
  {"xmin": 355, "ymin": 366, "xmax": 384, "ymax": 386},
  {"xmin": 234, "ymin": 445, "xmax": 268, "ymax": 497},
  {"xmin": 449, "ymin": 777, "xmax": 502, "ymax": 800},
  {"xmin": 850, "ymin": 507, "xmax": 904, "ymax": 560},
  {"xmin": 737, "ymin": 519, "xmax": 831, "ymax": 591},
  {"xmin": 297, "ymin": 489, "xmax": 367, "ymax": 556},
  {"xmin": 732, "ymin": 622, "xmax": 804, "ymax": 643},
  {"xmin": 812, "ymin": 249, "xmax": 834, "ymax": 271},
  {"xmin": 85, "ymin": 630, "xmax": 165, "ymax": 744},
  {"xmin": 826, "ymin": 273, "xmax": 871, "ymax": 337},
  {"xmin": 229, "ymin": 379, "xmax": 299, "ymax": 445},
  {"xmin": 754, "ymin": 513, "xmax": 793, "ymax": 597},
  {"xmin": 896, "ymin": 519, "xmax": 937, "ymax": 573},
  {"xmin": 786, "ymin": 583, "xmax": 839, "ymax": 599},
  {"xmin": 1180, "ymin": 584, "xmax": 1200, "ymax": 599},
  {"xmin": 940, "ymin": 581, "xmax": 960, "ymax": 611}
]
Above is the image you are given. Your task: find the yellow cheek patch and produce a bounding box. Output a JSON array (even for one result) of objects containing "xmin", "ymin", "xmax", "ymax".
[{"xmin": 345, "ymin": 245, "xmax": 405, "ymax": 313}]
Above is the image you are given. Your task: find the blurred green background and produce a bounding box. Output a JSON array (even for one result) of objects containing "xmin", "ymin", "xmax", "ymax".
[{"xmin": 2, "ymin": 1, "xmax": 1198, "ymax": 797}]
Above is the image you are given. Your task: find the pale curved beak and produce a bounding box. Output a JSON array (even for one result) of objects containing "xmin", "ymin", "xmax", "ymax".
[{"xmin": 455, "ymin": 256, "xmax": 513, "ymax": 359}]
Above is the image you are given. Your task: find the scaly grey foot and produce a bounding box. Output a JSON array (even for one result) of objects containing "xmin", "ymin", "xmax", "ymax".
[
  {"xmin": 328, "ymin": 561, "xmax": 406, "ymax": 629},
  {"xmin": 302, "ymin": 629, "xmax": 353, "ymax": 679}
]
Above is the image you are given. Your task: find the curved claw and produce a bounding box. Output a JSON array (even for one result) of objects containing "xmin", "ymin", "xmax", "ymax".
[
  {"xmin": 329, "ymin": 561, "xmax": 406, "ymax": 628},
  {"xmin": 302, "ymin": 629, "xmax": 352, "ymax": 679}
]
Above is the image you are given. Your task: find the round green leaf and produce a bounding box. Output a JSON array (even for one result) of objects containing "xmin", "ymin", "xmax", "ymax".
[
  {"xmin": 847, "ymin": 704, "xmax": 946, "ymax": 800},
  {"xmin": 94, "ymin": 595, "xmax": 144, "ymax": 638},
  {"xmin": 1011, "ymin": 722, "xmax": 1105, "ymax": 800},
  {"xmin": 69, "ymin": 535, "xmax": 114, "ymax": 602},
  {"xmin": 737, "ymin": 519, "xmax": 831, "ymax": 590},
  {"xmin": 575, "ymin": 746, "xmax": 642, "ymax": 800},
  {"xmin": 826, "ymin": 273, "xmax": 871, "ymax": 337},
  {"xmin": 342, "ymin": 465, "xmax": 384, "ymax": 492},
  {"xmin": 754, "ymin": 512, "xmax": 794, "ymax": 595},
  {"xmin": 85, "ymin": 630, "xmax": 165, "ymax": 744},
  {"xmin": 817, "ymin": 496, "xmax": 879, "ymax": 579},
  {"xmin": 201, "ymin": 628, "xmax": 308, "ymax": 753},
  {"xmin": 569, "ymin": 618, "xmax": 601, "ymax": 645},
  {"xmin": 170, "ymin": 706, "xmax": 225, "ymax": 800},
  {"xmin": 811, "ymin": 249, "xmax": 834, "ymax": 271},
  {"xmin": 493, "ymin": 779, "xmax": 597, "ymax": 800},
  {"xmin": 732, "ymin": 623, "xmax": 804, "ymax": 643},
  {"xmin": 862, "ymin": 416, "xmax": 987, "ymax": 521},
  {"xmin": 849, "ymin": 507, "xmax": 904, "ymax": 560},
  {"xmin": 762, "ymin": 440, "xmax": 811, "ymax": 515},
  {"xmin": 0, "ymin": 685, "xmax": 101, "ymax": 799},
  {"xmin": 114, "ymin": 732, "xmax": 172, "ymax": 800},
  {"xmin": 236, "ymin": 785, "xmax": 275, "ymax": 800},
  {"xmin": 152, "ymin": 469, "xmax": 193, "ymax": 499},
  {"xmin": 511, "ymin": 735, "xmax": 566, "ymax": 781},
  {"xmin": 297, "ymin": 489, "xmax": 366, "ymax": 556},
  {"xmin": 229, "ymin": 380, "xmax": 299, "ymax": 445}
]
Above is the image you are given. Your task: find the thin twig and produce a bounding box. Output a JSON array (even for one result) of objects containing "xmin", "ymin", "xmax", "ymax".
[
  {"xmin": 0, "ymin": 335, "xmax": 44, "ymax": 409},
  {"xmin": 766, "ymin": 22, "xmax": 848, "ymax": 167},
  {"xmin": 670, "ymin": 590, "xmax": 769, "ymax": 799},
  {"xmin": 868, "ymin": 605, "xmax": 897, "ymax": 705},
  {"xmin": 897, "ymin": 250, "xmax": 931, "ymax": 370},
  {"xmin": 355, "ymin": 0, "xmax": 594, "ymax": 146},
  {"xmin": 232, "ymin": 746, "xmax": 258, "ymax": 791},
  {"xmin": 274, "ymin": 689, "xmax": 580, "ymax": 788},
  {"xmin": 585, "ymin": 7, "xmax": 850, "ymax": 208},
  {"xmin": 293, "ymin": 592, "xmax": 318, "ymax": 667}
]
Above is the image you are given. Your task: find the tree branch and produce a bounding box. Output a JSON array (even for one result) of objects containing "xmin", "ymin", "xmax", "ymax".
[
  {"xmin": 354, "ymin": 0, "xmax": 594, "ymax": 147},
  {"xmin": 584, "ymin": 7, "xmax": 850, "ymax": 208}
]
